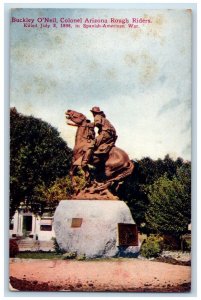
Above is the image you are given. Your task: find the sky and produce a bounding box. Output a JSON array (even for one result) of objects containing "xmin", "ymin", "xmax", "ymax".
[{"xmin": 10, "ymin": 8, "xmax": 191, "ymax": 161}]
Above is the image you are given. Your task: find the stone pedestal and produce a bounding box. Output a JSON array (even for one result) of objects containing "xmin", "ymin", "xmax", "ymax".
[{"xmin": 53, "ymin": 200, "xmax": 140, "ymax": 258}]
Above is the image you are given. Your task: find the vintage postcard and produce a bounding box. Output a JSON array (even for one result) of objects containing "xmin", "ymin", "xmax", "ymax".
[{"xmin": 9, "ymin": 8, "xmax": 192, "ymax": 293}]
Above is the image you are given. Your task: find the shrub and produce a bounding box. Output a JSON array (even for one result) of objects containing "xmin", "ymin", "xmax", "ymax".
[
  {"xmin": 9, "ymin": 239, "xmax": 19, "ymax": 257},
  {"xmin": 76, "ymin": 254, "xmax": 86, "ymax": 261},
  {"xmin": 162, "ymin": 234, "xmax": 181, "ymax": 250},
  {"xmin": 184, "ymin": 239, "xmax": 191, "ymax": 252},
  {"xmin": 52, "ymin": 237, "xmax": 65, "ymax": 254},
  {"xmin": 140, "ymin": 235, "xmax": 163, "ymax": 258},
  {"xmin": 181, "ymin": 236, "xmax": 191, "ymax": 252},
  {"xmin": 62, "ymin": 252, "xmax": 77, "ymax": 260}
]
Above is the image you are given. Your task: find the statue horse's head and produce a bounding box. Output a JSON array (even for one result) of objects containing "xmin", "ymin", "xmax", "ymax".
[{"xmin": 65, "ymin": 109, "xmax": 86, "ymax": 126}]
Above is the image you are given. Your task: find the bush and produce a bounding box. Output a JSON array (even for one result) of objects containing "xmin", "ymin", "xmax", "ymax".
[
  {"xmin": 62, "ymin": 252, "xmax": 77, "ymax": 260},
  {"xmin": 184, "ymin": 239, "xmax": 191, "ymax": 252},
  {"xmin": 181, "ymin": 236, "xmax": 191, "ymax": 252},
  {"xmin": 140, "ymin": 235, "xmax": 163, "ymax": 258},
  {"xmin": 162, "ymin": 234, "xmax": 180, "ymax": 250},
  {"xmin": 9, "ymin": 239, "xmax": 19, "ymax": 257},
  {"xmin": 52, "ymin": 237, "xmax": 65, "ymax": 254},
  {"xmin": 76, "ymin": 254, "xmax": 86, "ymax": 261}
]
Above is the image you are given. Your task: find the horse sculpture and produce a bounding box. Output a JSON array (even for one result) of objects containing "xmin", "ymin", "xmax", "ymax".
[{"xmin": 66, "ymin": 109, "xmax": 134, "ymax": 199}]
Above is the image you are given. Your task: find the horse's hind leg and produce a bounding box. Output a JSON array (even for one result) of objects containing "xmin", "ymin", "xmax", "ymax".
[
  {"xmin": 105, "ymin": 165, "xmax": 113, "ymax": 178},
  {"xmin": 105, "ymin": 160, "xmax": 134, "ymax": 183},
  {"xmin": 82, "ymin": 165, "xmax": 91, "ymax": 185}
]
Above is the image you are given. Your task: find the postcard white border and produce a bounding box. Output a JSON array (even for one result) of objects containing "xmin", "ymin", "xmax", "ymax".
[{"xmin": 2, "ymin": 1, "xmax": 199, "ymax": 300}]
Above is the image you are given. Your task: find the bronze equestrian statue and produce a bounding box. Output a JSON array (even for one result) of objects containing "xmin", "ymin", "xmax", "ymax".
[{"xmin": 65, "ymin": 108, "xmax": 134, "ymax": 199}]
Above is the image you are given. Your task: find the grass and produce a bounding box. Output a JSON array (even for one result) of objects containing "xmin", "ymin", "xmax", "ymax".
[
  {"xmin": 16, "ymin": 252, "xmax": 63, "ymax": 259},
  {"xmin": 15, "ymin": 252, "xmax": 138, "ymax": 261}
]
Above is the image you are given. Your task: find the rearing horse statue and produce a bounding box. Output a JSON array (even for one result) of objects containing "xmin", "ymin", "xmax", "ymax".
[{"xmin": 66, "ymin": 109, "xmax": 134, "ymax": 199}]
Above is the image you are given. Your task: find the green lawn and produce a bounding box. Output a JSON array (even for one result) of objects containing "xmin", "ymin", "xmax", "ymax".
[
  {"xmin": 15, "ymin": 252, "xmax": 138, "ymax": 261},
  {"xmin": 16, "ymin": 252, "xmax": 63, "ymax": 259}
]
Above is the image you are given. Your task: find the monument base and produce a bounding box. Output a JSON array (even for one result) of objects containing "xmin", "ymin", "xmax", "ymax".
[{"xmin": 53, "ymin": 200, "xmax": 140, "ymax": 258}]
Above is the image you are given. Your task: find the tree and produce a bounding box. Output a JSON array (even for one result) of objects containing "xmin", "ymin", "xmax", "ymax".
[
  {"xmin": 116, "ymin": 161, "xmax": 149, "ymax": 227},
  {"xmin": 35, "ymin": 171, "xmax": 86, "ymax": 213},
  {"xmin": 10, "ymin": 108, "xmax": 72, "ymax": 217},
  {"xmin": 138, "ymin": 155, "xmax": 184, "ymax": 185},
  {"xmin": 33, "ymin": 176, "xmax": 73, "ymax": 214},
  {"xmin": 116, "ymin": 156, "xmax": 189, "ymax": 233},
  {"xmin": 145, "ymin": 166, "xmax": 191, "ymax": 240}
]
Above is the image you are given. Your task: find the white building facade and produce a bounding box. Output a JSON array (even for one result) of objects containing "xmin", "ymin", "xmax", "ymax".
[{"xmin": 9, "ymin": 210, "xmax": 55, "ymax": 241}]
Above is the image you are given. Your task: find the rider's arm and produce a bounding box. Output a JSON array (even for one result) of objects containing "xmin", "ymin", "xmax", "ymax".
[{"xmin": 94, "ymin": 115, "xmax": 102, "ymax": 129}]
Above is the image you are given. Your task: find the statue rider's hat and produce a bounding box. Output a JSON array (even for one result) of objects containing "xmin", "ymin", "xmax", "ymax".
[{"xmin": 90, "ymin": 106, "xmax": 103, "ymax": 114}]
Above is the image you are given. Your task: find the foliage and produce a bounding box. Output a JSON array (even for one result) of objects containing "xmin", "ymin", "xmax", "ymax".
[
  {"xmin": 72, "ymin": 168, "xmax": 87, "ymax": 194},
  {"xmin": 35, "ymin": 170, "xmax": 87, "ymax": 212},
  {"xmin": 162, "ymin": 234, "xmax": 181, "ymax": 250},
  {"xmin": 62, "ymin": 252, "xmax": 77, "ymax": 259},
  {"xmin": 140, "ymin": 235, "xmax": 163, "ymax": 258},
  {"xmin": 138, "ymin": 155, "xmax": 184, "ymax": 185},
  {"xmin": 9, "ymin": 239, "xmax": 19, "ymax": 257},
  {"xmin": 10, "ymin": 108, "xmax": 72, "ymax": 217},
  {"xmin": 76, "ymin": 254, "xmax": 86, "ymax": 261},
  {"xmin": 35, "ymin": 176, "xmax": 73, "ymax": 213},
  {"xmin": 145, "ymin": 167, "xmax": 191, "ymax": 238},
  {"xmin": 16, "ymin": 252, "xmax": 63, "ymax": 259},
  {"xmin": 116, "ymin": 157, "xmax": 190, "ymax": 234},
  {"xmin": 52, "ymin": 237, "xmax": 65, "ymax": 254},
  {"xmin": 116, "ymin": 161, "xmax": 149, "ymax": 227},
  {"xmin": 183, "ymin": 238, "xmax": 191, "ymax": 252}
]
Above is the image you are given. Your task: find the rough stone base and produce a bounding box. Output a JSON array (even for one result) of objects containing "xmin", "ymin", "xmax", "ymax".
[{"xmin": 53, "ymin": 200, "xmax": 140, "ymax": 258}]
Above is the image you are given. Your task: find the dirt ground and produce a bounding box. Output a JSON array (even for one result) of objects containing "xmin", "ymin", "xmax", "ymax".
[{"xmin": 9, "ymin": 258, "xmax": 191, "ymax": 293}]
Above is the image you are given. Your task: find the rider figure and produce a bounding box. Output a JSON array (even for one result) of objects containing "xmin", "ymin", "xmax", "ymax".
[
  {"xmin": 82, "ymin": 107, "xmax": 117, "ymax": 167},
  {"xmin": 91, "ymin": 106, "xmax": 117, "ymax": 154}
]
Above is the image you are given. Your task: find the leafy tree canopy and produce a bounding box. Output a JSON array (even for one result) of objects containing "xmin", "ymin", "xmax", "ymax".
[
  {"xmin": 10, "ymin": 107, "xmax": 72, "ymax": 216},
  {"xmin": 145, "ymin": 164, "xmax": 191, "ymax": 237},
  {"xmin": 34, "ymin": 171, "xmax": 86, "ymax": 214},
  {"xmin": 117, "ymin": 156, "xmax": 190, "ymax": 233}
]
